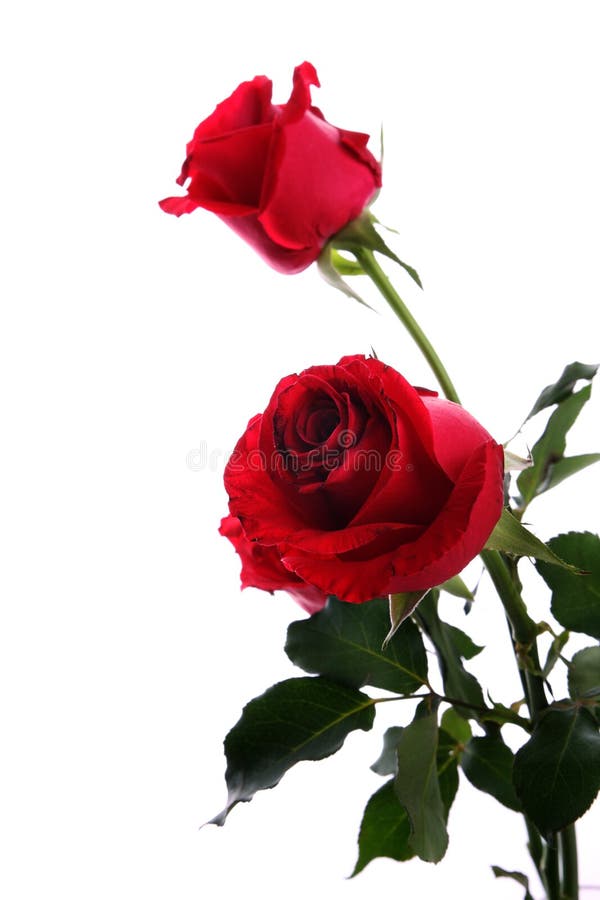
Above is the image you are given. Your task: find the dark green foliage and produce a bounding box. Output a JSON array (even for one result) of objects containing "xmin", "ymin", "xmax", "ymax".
[
  {"xmin": 524, "ymin": 361, "xmax": 598, "ymax": 420},
  {"xmin": 211, "ymin": 677, "xmax": 375, "ymax": 825},
  {"xmin": 568, "ymin": 646, "xmax": 600, "ymax": 702},
  {"xmin": 518, "ymin": 386, "xmax": 595, "ymax": 506},
  {"xmin": 285, "ymin": 596, "xmax": 428, "ymax": 694},
  {"xmin": 513, "ymin": 705, "xmax": 600, "ymax": 834},
  {"xmin": 461, "ymin": 734, "xmax": 522, "ymax": 811},
  {"xmin": 353, "ymin": 719, "xmax": 459, "ymax": 874},
  {"xmin": 491, "ymin": 867, "xmax": 534, "ymax": 900},
  {"xmin": 537, "ymin": 532, "xmax": 600, "ymax": 639}
]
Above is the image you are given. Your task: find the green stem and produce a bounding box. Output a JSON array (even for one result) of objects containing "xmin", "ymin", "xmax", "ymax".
[
  {"xmin": 355, "ymin": 248, "xmax": 461, "ymax": 403},
  {"xmin": 373, "ymin": 690, "xmax": 499, "ymax": 718},
  {"xmin": 544, "ymin": 838, "xmax": 561, "ymax": 900},
  {"xmin": 480, "ymin": 548, "xmax": 559, "ymax": 898},
  {"xmin": 480, "ymin": 549, "xmax": 547, "ymax": 718},
  {"xmin": 479, "ymin": 550, "xmax": 537, "ymax": 645},
  {"xmin": 560, "ymin": 825, "xmax": 579, "ymax": 899}
]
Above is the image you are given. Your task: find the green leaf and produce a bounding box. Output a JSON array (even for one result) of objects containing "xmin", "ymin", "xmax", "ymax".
[
  {"xmin": 352, "ymin": 727, "xmax": 458, "ymax": 876},
  {"xmin": 285, "ymin": 596, "xmax": 428, "ymax": 695},
  {"xmin": 371, "ymin": 724, "xmax": 462, "ymax": 787},
  {"xmin": 518, "ymin": 386, "xmax": 594, "ymax": 506},
  {"xmin": 537, "ymin": 532, "xmax": 600, "ymax": 639},
  {"xmin": 441, "ymin": 707, "xmax": 472, "ymax": 745},
  {"xmin": 210, "ymin": 677, "xmax": 375, "ymax": 825},
  {"xmin": 461, "ymin": 735, "xmax": 522, "ymax": 811},
  {"xmin": 352, "ymin": 780, "xmax": 413, "ymax": 875},
  {"xmin": 545, "ymin": 453, "xmax": 600, "ymax": 491},
  {"xmin": 436, "ymin": 728, "xmax": 460, "ymax": 813},
  {"xmin": 443, "ymin": 623, "xmax": 484, "ymax": 660},
  {"xmin": 439, "ymin": 574, "xmax": 475, "ymax": 603},
  {"xmin": 525, "ymin": 361, "xmax": 598, "ymax": 421},
  {"xmin": 354, "ymin": 725, "xmax": 458, "ymax": 875},
  {"xmin": 513, "ymin": 705, "xmax": 600, "ymax": 833},
  {"xmin": 568, "ymin": 646, "xmax": 600, "ymax": 701},
  {"xmin": 486, "ymin": 508, "xmax": 578, "ymax": 570},
  {"xmin": 370, "ymin": 727, "xmax": 405, "ymax": 776},
  {"xmin": 394, "ymin": 700, "xmax": 448, "ymax": 862},
  {"xmin": 491, "ymin": 867, "xmax": 534, "ymax": 900},
  {"xmin": 416, "ymin": 592, "xmax": 486, "ymax": 719}
]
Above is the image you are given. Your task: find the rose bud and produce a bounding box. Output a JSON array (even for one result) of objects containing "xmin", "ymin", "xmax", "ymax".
[
  {"xmin": 221, "ymin": 355, "xmax": 504, "ymax": 607},
  {"xmin": 159, "ymin": 62, "xmax": 381, "ymax": 274}
]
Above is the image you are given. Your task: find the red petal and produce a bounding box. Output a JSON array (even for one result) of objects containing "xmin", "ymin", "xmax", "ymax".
[
  {"xmin": 158, "ymin": 195, "xmax": 201, "ymax": 217},
  {"xmin": 281, "ymin": 546, "xmax": 394, "ymax": 604},
  {"xmin": 217, "ymin": 214, "xmax": 317, "ymax": 273},
  {"xmin": 280, "ymin": 61, "xmax": 320, "ymax": 124},
  {"xmin": 225, "ymin": 415, "xmax": 322, "ymax": 542},
  {"xmin": 420, "ymin": 396, "xmax": 497, "ymax": 481},
  {"xmin": 339, "ymin": 355, "xmax": 436, "ymax": 459},
  {"xmin": 339, "ymin": 128, "xmax": 383, "ymax": 177},
  {"xmin": 283, "ymin": 520, "xmax": 424, "ymax": 556},
  {"xmin": 387, "ymin": 440, "xmax": 505, "ymax": 591},
  {"xmin": 343, "ymin": 357, "xmax": 450, "ymax": 526},
  {"xmin": 219, "ymin": 515, "xmax": 327, "ymax": 614},
  {"xmin": 182, "ymin": 122, "xmax": 273, "ymax": 212},
  {"xmin": 259, "ymin": 111, "xmax": 380, "ymax": 251},
  {"xmin": 187, "ymin": 75, "xmax": 274, "ymax": 145}
]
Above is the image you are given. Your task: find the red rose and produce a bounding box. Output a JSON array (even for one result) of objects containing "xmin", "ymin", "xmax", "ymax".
[
  {"xmin": 221, "ymin": 355, "xmax": 504, "ymax": 606},
  {"xmin": 159, "ymin": 62, "xmax": 381, "ymax": 274}
]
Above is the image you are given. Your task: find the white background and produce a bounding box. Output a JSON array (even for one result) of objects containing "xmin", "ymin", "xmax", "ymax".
[{"xmin": 1, "ymin": 1, "xmax": 599, "ymax": 898}]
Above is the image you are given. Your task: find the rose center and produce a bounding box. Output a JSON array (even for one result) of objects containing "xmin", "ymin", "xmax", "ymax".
[{"xmin": 300, "ymin": 406, "xmax": 340, "ymax": 445}]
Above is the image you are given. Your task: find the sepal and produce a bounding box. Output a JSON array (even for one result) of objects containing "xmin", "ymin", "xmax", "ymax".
[
  {"xmin": 316, "ymin": 244, "xmax": 373, "ymax": 307},
  {"xmin": 330, "ymin": 210, "xmax": 422, "ymax": 287}
]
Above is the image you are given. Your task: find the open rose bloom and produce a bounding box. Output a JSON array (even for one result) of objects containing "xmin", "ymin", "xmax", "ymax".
[
  {"xmin": 220, "ymin": 355, "xmax": 504, "ymax": 611},
  {"xmin": 160, "ymin": 63, "xmax": 381, "ymax": 273}
]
